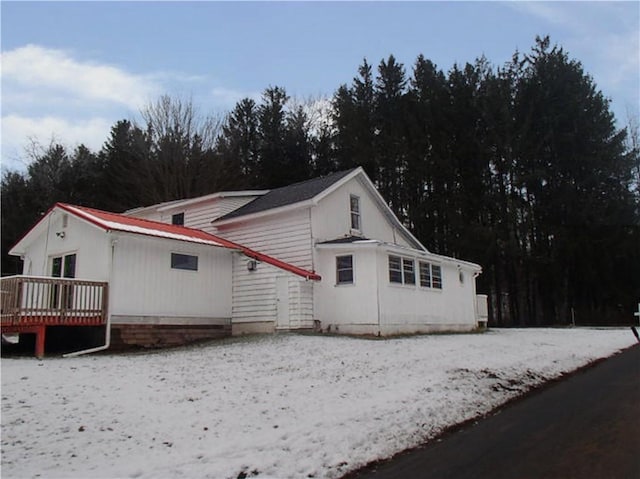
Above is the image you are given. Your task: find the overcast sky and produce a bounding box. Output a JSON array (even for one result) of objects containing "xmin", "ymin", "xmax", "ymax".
[{"xmin": 2, "ymin": 1, "xmax": 638, "ymax": 172}]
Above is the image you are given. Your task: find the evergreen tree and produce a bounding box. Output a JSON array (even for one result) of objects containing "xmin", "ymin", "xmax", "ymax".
[
  {"xmin": 332, "ymin": 59, "xmax": 377, "ymax": 180},
  {"xmin": 215, "ymin": 98, "xmax": 261, "ymax": 188},
  {"xmin": 257, "ymin": 86, "xmax": 289, "ymax": 187},
  {"xmin": 405, "ymin": 56, "xmax": 449, "ymax": 248},
  {"xmin": 374, "ymin": 55, "xmax": 409, "ymax": 214},
  {"xmin": 515, "ymin": 36, "xmax": 638, "ymax": 324}
]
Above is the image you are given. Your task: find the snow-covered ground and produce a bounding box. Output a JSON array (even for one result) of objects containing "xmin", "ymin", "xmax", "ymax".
[{"xmin": 1, "ymin": 328, "xmax": 636, "ymax": 479}]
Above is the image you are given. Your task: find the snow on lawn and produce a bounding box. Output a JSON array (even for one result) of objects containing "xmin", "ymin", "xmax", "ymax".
[{"xmin": 1, "ymin": 328, "xmax": 636, "ymax": 479}]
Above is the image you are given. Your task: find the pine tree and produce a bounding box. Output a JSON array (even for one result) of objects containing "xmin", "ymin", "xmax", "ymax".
[
  {"xmin": 257, "ymin": 86, "xmax": 290, "ymax": 187},
  {"xmin": 332, "ymin": 59, "xmax": 377, "ymax": 180}
]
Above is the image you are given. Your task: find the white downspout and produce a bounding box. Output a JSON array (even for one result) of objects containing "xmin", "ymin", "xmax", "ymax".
[
  {"xmin": 64, "ymin": 237, "xmax": 116, "ymax": 357},
  {"xmin": 375, "ymin": 245, "xmax": 382, "ymax": 336}
]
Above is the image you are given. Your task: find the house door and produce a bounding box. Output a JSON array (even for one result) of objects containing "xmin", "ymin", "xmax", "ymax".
[
  {"xmin": 276, "ymin": 276, "xmax": 290, "ymax": 329},
  {"xmin": 51, "ymin": 254, "xmax": 76, "ymax": 308}
]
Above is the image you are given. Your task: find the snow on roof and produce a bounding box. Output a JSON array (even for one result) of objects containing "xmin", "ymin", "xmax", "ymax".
[
  {"xmin": 50, "ymin": 203, "xmax": 321, "ymax": 281},
  {"xmin": 61, "ymin": 203, "xmax": 235, "ymax": 248}
]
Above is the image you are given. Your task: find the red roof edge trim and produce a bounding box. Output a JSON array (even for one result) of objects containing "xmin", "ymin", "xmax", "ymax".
[
  {"xmin": 9, "ymin": 204, "xmax": 60, "ymax": 254},
  {"xmin": 241, "ymin": 248, "xmax": 321, "ymax": 281},
  {"xmin": 56, "ymin": 203, "xmax": 321, "ymax": 281}
]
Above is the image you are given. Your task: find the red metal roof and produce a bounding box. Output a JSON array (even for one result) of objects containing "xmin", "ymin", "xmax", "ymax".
[{"xmin": 53, "ymin": 203, "xmax": 321, "ymax": 281}]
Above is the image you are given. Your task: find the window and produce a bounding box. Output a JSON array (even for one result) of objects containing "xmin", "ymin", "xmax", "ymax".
[
  {"xmin": 432, "ymin": 265, "xmax": 442, "ymax": 289},
  {"xmin": 403, "ymin": 258, "xmax": 415, "ymax": 285},
  {"xmin": 52, "ymin": 253, "xmax": 76, "ymax": 279},
  {"xmin": 350, "ymin": 195, "xmax": 361, "ymax": 231},
  {"xmin": 389, "ymin": 255, "xmax": 417, "ymax": 285},
  {"xmin": 419, "ymin": 261, "xmax": 431, "ymax": 287},
  {"xmin": 388, "ymin": 255, "xmax": 403, "ymax": 283},
  {"xmin": 172, "ymin": 212, "xmax": 185, "ymax": 226},
  {"xmin": 336, "ymin": 255, "xmax": 354, "ymax": 285},
  {"xmin": 51, "ymin": 253, "xmax": 76, "ymax": 308},
  {"xmin": 171, "ymin": 253, "xmax": 198, "ymax": 271},
  {"xmin": 419, "ymin": 261, "xmax": 443, "ymax": 289}
]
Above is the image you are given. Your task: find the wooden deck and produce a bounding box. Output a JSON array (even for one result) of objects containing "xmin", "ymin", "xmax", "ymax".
[{"xmin": 1, "ymin": 276, "xmax": 108, "ymax": 357}]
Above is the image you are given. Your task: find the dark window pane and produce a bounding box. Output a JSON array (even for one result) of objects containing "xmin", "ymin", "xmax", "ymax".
[
  {"xmin": 350, "ymin": 195, "xmax": 360, "ymax": 230},
  {"xmin": 350, "ymin": 195, "xmax": 360, "ymax": 213},
  {"xmin": 172, "ymin": 213, "xmax": 185, "ymax": 226},
  {"xmin": 432, "ymin": 265, "xmax": 442, "ymax": 289},
  {"xmin": 336, "ymin": 255, "xmax": 353, "ymax": 284},
  {"xmin": 419, "ymin": 262, "xmax": 431, "ymax": 287},
  {"xmin": 52, "ymin": 257, "xmax": 62, "ymax": 277},
  {"xmin": 403, "ymin": 259, "xmax": 415, "ymax": 285},
  {"xmin": 64, "ymin": 254, "xmax": 76, "ymax": 278},
  {"xmin": 388, "ymin": 255, "xmax": 402, "ymax": 283},
  {"xmin": 337, "ymin": 269, "xmax": 354, "ymax": 284},
  {"xmin": 171, "ymin": 253, "xmax": 198, "ymax": 271}
]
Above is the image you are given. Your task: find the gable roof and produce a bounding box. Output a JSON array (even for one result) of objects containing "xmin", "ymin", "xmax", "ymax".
[
  {"xmin": 217, "ymin": 169, "xmax": 357, "ymax": 221},
  {"xmin": 213, "ymin": 167, "xmax": 426, "ymax": 252},
  {"xmin": 10, "ymin": 203, "xmax": 320, "ymax": 281}
]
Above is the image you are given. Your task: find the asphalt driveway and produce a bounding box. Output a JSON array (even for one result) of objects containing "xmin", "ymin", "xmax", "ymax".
[{"xmin": 346, "ymin": 344, "xmax": 640, "ymax": 479}]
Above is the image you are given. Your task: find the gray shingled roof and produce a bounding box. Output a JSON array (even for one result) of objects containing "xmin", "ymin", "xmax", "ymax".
[{"xmin": 216, "ymin": 169, "xmax": 357, "ymax": 221}]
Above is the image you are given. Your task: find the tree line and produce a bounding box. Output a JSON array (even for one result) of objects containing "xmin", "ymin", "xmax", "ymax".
[{"xmin": 2, "ymin": 36, "xmax": 638, "ymax": 326}]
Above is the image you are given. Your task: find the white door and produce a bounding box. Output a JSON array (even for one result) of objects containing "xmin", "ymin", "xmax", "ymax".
[{"xmin": 276, "ymin": 276, "xmax": 289, "ymax": 329}]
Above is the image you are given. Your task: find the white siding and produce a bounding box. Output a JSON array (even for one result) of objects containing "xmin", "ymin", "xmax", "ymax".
[
  {"xmin": 127, "ymin": 197, "xmax": 259, "ymax": 233},
  {"xmin": 216, "ymin": 209, "xmax": 313, "ymax": 270},
  {"xmin": 314, "ymin": 247, "xmax": 380, "ymax": 331},
  {"xmin": 376, "ymin": 248, "xmax": 478, "ymax": 333},
  {"xmin": 110, "ymin": 234, "xmax": 232, "ymax": 319},
  {"xmin": 232, "ymin": 254, "xmax": 277, "ymax": 323},
  {"xmin": 312, "ymin": 177, "xmax": 413, "ymax": 248},
  {"xmin": 231, "ymin": 255, "xmax": 314, "ymax": 329},
  {"xmin": 181, "ymin": 197, "xmax": 260, "ymax": 233},
  {"xmin": 21, "ymin": 211, "xmax": 110, "ymax": 280}
]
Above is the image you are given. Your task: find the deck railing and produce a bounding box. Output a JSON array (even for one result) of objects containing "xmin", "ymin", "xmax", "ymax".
[{"xmin": 0, "ymin": 275, "xmax": 108, "ymax": 327}]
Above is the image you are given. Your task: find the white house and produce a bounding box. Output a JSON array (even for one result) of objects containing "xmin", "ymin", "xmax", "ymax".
[
  {"xmin": 5, "ymin": 168, "xmax": 487, "ymax": 353},
  {"xmin": 6, "ymin": 203, "xmax": 319, "ymax": 350},
  {"xmin": 127, "ymin": 167, "xmax": 488, "ymax": 336}
]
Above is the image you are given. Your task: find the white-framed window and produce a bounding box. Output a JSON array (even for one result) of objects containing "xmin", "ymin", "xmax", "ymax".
[
  {"xmin": 389, "ymin": 255, "xmax": 416, "ymax": 285},
  {"xmin": 336, "ymin": 255, "xmax": 354, "ymax": 285},
  {"xmin": 172, "ymin": 212, "xmax": 185, "ymax": 226},
  {"xmin": 388, "ymin": 255, "xmax": 403, "ymax": 283},
  {"xmin": 432, "ymin": 264, "xmax": 442, "ymax": 289},
  {"xmin": 419, "ymin": 261, "xmax": 443, "ymax": 289},
  {"xmin": 403, "ymin": 258, "xmax": 415, "ymax": 285},
  {"xmin": 350, "ymin": 194, "xmax": 361, "ymax": 231},
  {"xmin": 171, "ymin": 253, "xmax": 198, "ymax": 271}
]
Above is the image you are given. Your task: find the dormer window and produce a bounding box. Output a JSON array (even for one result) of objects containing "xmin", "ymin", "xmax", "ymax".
[
  {"xmin": 350, "ymin": 195, "xmax": 361, "ymax": 231},
  {"xmin": 172, "ymin": 212, "xmax": 185, "ymax": 226}
]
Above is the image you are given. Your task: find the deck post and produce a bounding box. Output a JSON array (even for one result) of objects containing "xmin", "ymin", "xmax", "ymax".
[
  {"xmin": 36, "ymin": 325, "xmax": 47, "ymax": 359},
  {"xmin": 35, "ymin": 325, "xmax": 46, "ymax": 358}
]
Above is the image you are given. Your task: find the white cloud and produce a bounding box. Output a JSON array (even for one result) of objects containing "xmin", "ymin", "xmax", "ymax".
[
  {"xmin": 0, "ymin": 45, "xmax": 165, "ymax": 170},
  {"xmin": 1, "ymin": 115, "xmax": 113, "ymax": 172},
  {"xmin": 1, "ymin": 44, "xmax": 160, "ymax": 109},
  {"xmin": 505, "ymin": 2, "xmax": 640, "ymax": 124}
]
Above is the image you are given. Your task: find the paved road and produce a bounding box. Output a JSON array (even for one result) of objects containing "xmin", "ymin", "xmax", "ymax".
[{"xmin": 346, "ymin": 345, "xmax": 640, "ymax": 479}]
